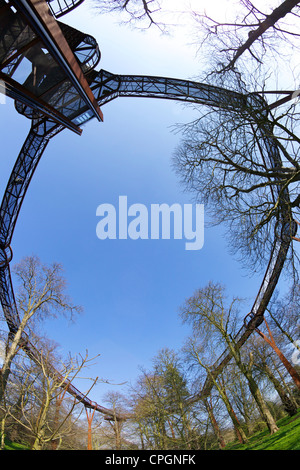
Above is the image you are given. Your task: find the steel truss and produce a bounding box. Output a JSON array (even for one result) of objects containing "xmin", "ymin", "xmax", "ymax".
[{"xmin": 0, "ymin": 1, "xmax": 298, "ymax": 422}]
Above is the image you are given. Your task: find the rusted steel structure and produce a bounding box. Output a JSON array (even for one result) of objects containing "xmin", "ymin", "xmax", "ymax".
[
  {"xmin": 0, "ymin": 0, "xmax": 298, "ymax": 427},
  {"xmin": 0, "ymin": 0, "xmax": 102, "ymax": 131}
]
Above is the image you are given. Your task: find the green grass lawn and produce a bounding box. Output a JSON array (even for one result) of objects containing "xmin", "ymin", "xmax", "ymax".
[
  {"xmin": 226, "ymin": 410, "xmax": 300, "ymax": 450},
  {"xmin": 3, "ymin": 439, "xmax": 29, "ymax": 450}
]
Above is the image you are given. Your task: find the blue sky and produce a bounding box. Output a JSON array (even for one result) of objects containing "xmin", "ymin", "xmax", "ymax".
[{"xmin": 0, "ymin": 0, "xmax": 290, "ymax": 404}]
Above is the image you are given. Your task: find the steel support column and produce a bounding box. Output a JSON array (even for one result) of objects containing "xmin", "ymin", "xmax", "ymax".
[{"xmin": 85, "ymin": 407, "xmax": 96, "ymax": 450}]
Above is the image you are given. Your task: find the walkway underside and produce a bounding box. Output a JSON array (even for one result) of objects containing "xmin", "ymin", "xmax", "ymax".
[{"xmin": 0, "ymin": 70, "xmax": 297, "ymax": 420}]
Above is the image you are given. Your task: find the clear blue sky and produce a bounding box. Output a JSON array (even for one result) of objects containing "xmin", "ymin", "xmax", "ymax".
[{"xmin": 0, "ymin": 0, "xmax": 290, "ymax": 404}]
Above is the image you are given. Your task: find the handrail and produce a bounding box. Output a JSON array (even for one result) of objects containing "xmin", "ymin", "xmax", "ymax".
[{"xmin": 46, "ymin": 0, "xmax": 85, "ymax": 18}]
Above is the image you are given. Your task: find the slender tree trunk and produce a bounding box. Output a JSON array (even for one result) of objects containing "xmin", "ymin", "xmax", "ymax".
[
  {"xmin": 32, "ymin": 434, "xmax": 44, "ymax": 450},
  {"xmin": 234, "ymin": 376, "xmax": 252, "ymax": 435},
  {"xmin": 222, "ymin": 389, "xmax": 248, "ymax": 444},
  {"xmin": 51, "ymin": 397, "xmax": 61, "ymax": 450},
  {"xmin": 207, "ymin": 368, "xmax": 248, "ymax": 443},
  {"xmin": 204, "ymin": 399, "xmax": 226, "ymax": 449},
  {"xmin": 228, "ymin": 0, "xmax": 300, "ymax": 68},
  {"xmin": 115, "ymin": 419, "xmax": 122, "ymax": 450},
  {"xmin": 227, "ymin": 339, "xmax": 279, "ymax": 434},
  {"xmin": 1, "ymin": 416, "xmax": 6, "ymax": 450},
  {"xmin": 263, "ymin": 363, "xmax": 298, "ymax": 416},
  {"xmin": 276, "ymin": 362, "xmax": 299, "ymax": 410},
  {"xmin": 51, "ymin": 390, "xmax": 66, "ymax": 450},
  {"xmin": 211, "ymin": 374, "xmax": 248, "ymax": 444},
  {"xmin": 138, "ymin": 424, "xmax": 145, "ymax": 450},
  {"xmin": 0, "ymin": 321, "xmax": 27, "ymax": 403},
  {"xmin": 244, "ymin": 369, "xmax": 279, "ymax": 434},
  {"xmin": 31, "ymin": 384, "xmax": 51, "ymax": 450}
]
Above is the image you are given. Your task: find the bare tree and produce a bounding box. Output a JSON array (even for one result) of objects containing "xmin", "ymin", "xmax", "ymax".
[
  {"xmin": 173, "ymin": 78, "xmax": 300, "ymax": 273},
  {"xmin": 192, "ymin": 0, "xmax": 300, "ymax": 72},
  {"xmin": 172, "ymin": 1, "xmax": 300, "ymax": 275},
  {"xmin": 99, "ymin": 391, "xmax": 130, "ymax": 450},
  {"xmin": 203, "ymin": 396, "xmax": 226, "ymax": 449},
  {"xmin": 0, "ymin": 255, "xmax": 82, "ymax": 403},
  {"xmin": 184, "ymin": 336, "xmax": 249, "ymax": 444},
  {"xmin": 92, "ymin": 0, "xmax": 165, "ymax": 30},
  {"xmin": 180, "ymin": 282, "xmax": 280, "ymax": 434},
  {"xmin": 2, "ymin": 338, "xmax": 97, "ymax": 450}
]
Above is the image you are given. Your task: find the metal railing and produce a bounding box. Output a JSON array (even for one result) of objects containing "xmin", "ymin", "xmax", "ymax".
[{"xmin": 47, "ymin": 0, "xmax": 85, "ymax": 18}]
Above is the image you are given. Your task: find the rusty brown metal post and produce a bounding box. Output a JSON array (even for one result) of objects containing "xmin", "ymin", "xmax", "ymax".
[
  {"xmin": 85, "ymin": 407, "xmax": 96, "ymax": 450},
  {"xmin": 255, "ymin": 318, "xmax": 300, "ymax": 390}
]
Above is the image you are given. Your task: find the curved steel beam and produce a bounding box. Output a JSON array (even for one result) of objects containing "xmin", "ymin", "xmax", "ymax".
[
  {"xmin": 89, "ymin": 71, "xmax": 297, "ymax": 398},
  {"xmin": 0, "ymin": 119, "xmax": 62, "ymax": 249},
  {"xmin": 0, "ymin": 117, "xmax": 62, "ymax": 345},
  {"xmin": 90, "ymin": 69, "xmax": 248, "ymax": 110}
]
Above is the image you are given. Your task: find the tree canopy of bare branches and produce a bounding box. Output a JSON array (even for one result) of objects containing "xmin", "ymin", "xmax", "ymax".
[
  {"xmin": 92, "ymin": 0, "xmax": 165, "ymax": 30},
  {"xmin": 192, "ymin": 0, "xmax": 300, "ymax": 72}
]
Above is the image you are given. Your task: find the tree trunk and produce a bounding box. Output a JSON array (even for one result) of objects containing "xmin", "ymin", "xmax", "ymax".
[
  {"xmin": 114, "ymin": 419, "xmax": 122, "ymax": 450},
  {"xmin": 245, "ymin": 369, "xmax": 279, "ymax": 434},
  {"xmin": 228, "ymin": 0, "xmax": 300, "ymax": 67},
  {"xmin": 276, "ymin": 363, "xmax": 299, "ymax": 410},
  {"xmin": 227, "ymin": 340, "xmax": 279, "ymax": 434},
  {"xmin": 32, "ymin": 434, "xmax": 44, "ymax": 450},
  {"xmin": 263, "ymin": 363, "xmax": 298, "ymax": 416},
  {"xmin": 31, "ymin": 388, "xmax": 51, "ymax": 450},
  {"xmin": 1, "ymin": 416, "xmax": 5, "ymax": 450},
  {"xmin": 0, "ymin": 324, "xmax": 25, "ymax": 403},
  {"xmin": 51, "ymin": 390, "xmax": 66, "ymax": 449},
  {"xmin": 222, "ymin": 389, "xmax": 248, "ymax": 444},
  {"xmin": 204, "ymin": 399, "xmax": 226, "ymax": 449}
]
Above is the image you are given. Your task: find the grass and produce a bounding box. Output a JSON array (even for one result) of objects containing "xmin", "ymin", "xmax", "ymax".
[
  {"xmin": 2, "ymin": 438, "xmax": 29, "ymax": 450},
  {"xmin": 226, "ymin": 409, "xmax": 300, "ymax": 450}
]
